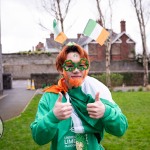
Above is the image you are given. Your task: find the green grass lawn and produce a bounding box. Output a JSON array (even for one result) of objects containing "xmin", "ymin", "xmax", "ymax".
[
  {"xmin": 0, "ymin": 92, "xmax": 150, "ymax": 150},
  {"xmin": 102, "ymin": 92, "xmax": 150, "ymax": 150}
]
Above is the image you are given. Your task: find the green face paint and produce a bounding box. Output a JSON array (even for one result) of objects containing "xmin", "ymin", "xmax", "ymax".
[
  {"xmin": 73, "ymin": 53, "xmax": 79, "ymax": 58},
  {"xmin": 62, "ymin": 58, "xmax": 89, "ymax": 72}
]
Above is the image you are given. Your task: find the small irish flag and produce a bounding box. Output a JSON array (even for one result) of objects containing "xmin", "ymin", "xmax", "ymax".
[
  {"xmin": 83, "ymin": 19, "xmax": 109, "ymax": 46},
  {"xmin": 53, "ymin": 19, "xmax": 67, "ymax": 44}
]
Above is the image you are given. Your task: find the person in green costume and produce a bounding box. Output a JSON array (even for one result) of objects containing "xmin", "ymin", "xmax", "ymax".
[{"xmin": 30, "ymin": 43, "xmax": 128, "ymax": 150}]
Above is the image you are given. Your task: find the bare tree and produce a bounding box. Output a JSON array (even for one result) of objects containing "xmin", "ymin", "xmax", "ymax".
[
  {"xmin": 96, "ymin": 0, "xmax": 105, "ymax": 27},
  {"xmin": 131, "ymin": 0, "xmax": 149, "ymax": 86},
  {"xmin": 40, "ymin": 0, "xmax": 72, "ymax": 32},
  {"xmin": 95, "ymin": 0, "xmax": 114, "ymax": 88}
]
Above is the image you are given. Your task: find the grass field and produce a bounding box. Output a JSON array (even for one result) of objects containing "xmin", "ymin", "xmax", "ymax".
[{"xmin": 0, "ymin": 92, "xmax": 150, "ymax": 150}]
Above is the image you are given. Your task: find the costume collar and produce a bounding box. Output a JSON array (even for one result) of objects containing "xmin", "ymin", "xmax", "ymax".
[{"xmin": 43, "ymin": 78, "xmax": 68, "ymax": 93}]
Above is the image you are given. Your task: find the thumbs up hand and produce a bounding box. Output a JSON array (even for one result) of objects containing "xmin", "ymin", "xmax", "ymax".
[
  {"xmin": 87, "ymin": 92, "xmax": 105, "ymax": 119},
  {"xmin": 53, "ymin": 92, "xmax": 72, "ymax": 120}
]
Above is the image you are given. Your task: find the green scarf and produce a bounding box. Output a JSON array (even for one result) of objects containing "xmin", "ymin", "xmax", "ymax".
[{"xmin": 68, "ymin": 86, "xmax": 103, "ymax": 132}]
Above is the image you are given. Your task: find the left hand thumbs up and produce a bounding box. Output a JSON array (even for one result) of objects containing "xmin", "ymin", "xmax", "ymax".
[
  {"xmin": 95, "ymin": 92, "xmax": 100, "ymax": 102},
  {"xmin": 87, "ymin": 92, "xmax": 105, "ymax": 119}
]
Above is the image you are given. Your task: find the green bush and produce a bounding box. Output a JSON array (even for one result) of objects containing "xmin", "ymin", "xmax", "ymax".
[
  {"xmin": 91, "ymin": 73, "xmax": 123, "ymax": 87},
  {"xmin": 137, "ymin": 86, "xmax": 143, "ymax": 91},
  {"xmin": 122, "ymin": 73, "xmax": 133, "ymax": 85},
  {"xmin": 128, "ymin": 89, "xmax": 135, "ymax": 92},
  {"xmin": 18, "ymin": 51, "xmax": 51, "ymax": 56},
  {"xmin": 111, "ymin": 73, "xmax": 123, "ymax": 87}
]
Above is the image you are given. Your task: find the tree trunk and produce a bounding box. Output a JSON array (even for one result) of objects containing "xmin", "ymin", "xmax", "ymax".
[
  {"xmin": 133, "ymin": 0, "xmax": 149, "ymax": 86},
  {"xmin": 105, "ymin": 38, "xmax": 111, "ymax": 88},
  {"xmin": 142, "ymin": 38, "xmax": 149, "ymax": 86},
  {"xmin": 95, "ymin": 0, "xmax": 112, "ymax": 88}
]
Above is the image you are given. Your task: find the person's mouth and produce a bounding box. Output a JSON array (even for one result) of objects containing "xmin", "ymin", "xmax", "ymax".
[{"xmin": 71, "ymin": 76, "xmax": 82, "ymax": 78}]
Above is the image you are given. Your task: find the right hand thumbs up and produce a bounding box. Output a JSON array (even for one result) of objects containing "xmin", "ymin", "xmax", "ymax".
[{"xmin": 53, "ymin": 92, "xmax": 72, "ymax": 120}]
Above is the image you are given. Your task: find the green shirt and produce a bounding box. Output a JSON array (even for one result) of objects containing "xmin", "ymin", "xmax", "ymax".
[{"xmin": 30, "ymin": 76, "xmax": 128, "ymax": 150}]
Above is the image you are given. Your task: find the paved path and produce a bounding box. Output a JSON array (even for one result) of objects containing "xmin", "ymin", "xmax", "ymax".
[
  {"xmin": 0, "ymin": 80, "xmax": 37, "ymax": 121},
  {"xmin": 113, "ymin": 86, "xmax": 143, "ymax": 92}
]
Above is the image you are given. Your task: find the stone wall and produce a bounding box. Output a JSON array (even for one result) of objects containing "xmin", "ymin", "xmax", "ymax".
[
  {"xmin": 31, "ymin": 73, "xmax": 60, "ymax": 89},
  {"xmin": 2, "ymin": 53, "xmax": 150, "ymax": 87},
  {"xmin": 90, "ymin": 60, "xmax": 145, "ymax": 73},
  {"xmin": 30, "ymin": 72, "xmax": 150, "ymax": 89},
  {"xmin": 2, "ymin": 53, "xmax": 58, "ymax": 79}
]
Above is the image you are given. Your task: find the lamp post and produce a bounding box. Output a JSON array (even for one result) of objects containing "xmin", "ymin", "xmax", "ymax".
[{"xmin": 0, "ymin": 0, "xmax": 3, "ymax": 95}]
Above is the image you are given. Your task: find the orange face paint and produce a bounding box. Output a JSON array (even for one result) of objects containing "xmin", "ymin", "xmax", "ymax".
[{"xmin": 63, "ymin": 69, "xmax": 89, "ymax": 88}]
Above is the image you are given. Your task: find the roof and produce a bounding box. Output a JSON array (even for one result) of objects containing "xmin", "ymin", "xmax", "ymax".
[
  {"xmin": 111, "ymin": 31, "xmax": 135, "ymax": 44},
  {"xmin": 45, "ymin": 30, "xmax": 136, "ymax": 51},
  {"xmin": 45, "ymin": 35, "xmax": 91, "ymax": 50}
]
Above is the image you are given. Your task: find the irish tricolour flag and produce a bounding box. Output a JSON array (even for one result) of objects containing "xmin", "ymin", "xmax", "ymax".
[
  {"xmin": 53, "ymin": 19, "xmax": 67, "ymax": 44},
  {"xmin": 83, "ymin": 19, "xmax": 109, "ymax": 46}
]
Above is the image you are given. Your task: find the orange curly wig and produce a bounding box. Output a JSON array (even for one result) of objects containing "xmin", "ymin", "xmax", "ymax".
[{"xmin": 55, "ymin": 44, "xmax": 90, "ymax": 72}]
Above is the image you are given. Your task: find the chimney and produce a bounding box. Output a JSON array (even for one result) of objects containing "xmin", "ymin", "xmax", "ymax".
[
  {"xmin": 77, "ymin": 34, "xmax": 81, "ymax": 38},
  {"xmin": 50, "ymin": 33, "xmax": 54, "ymax": 39},
  {"xmin": 120, "ymin": 20, "xmax": 126, "ymax": 32}
]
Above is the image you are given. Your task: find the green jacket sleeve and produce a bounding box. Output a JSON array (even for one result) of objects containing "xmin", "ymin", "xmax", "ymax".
[
  {"xmin": 101, "ymin": 98, "xmax": 128, "ymax": 137},
  {"xmin": 30, "ymin": 93, "xmax": 60, "ymax": 145}
]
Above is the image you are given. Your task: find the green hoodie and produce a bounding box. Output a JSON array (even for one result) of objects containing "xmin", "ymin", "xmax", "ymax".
[{"xmin": 30, "ymin": 76, "xmax": 128, "ymax": 150}]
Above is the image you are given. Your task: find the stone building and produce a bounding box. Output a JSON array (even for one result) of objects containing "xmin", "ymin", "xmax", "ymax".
[
  {"xmin": 88, "ymin": 21, "xmax": 135, "ymax": 61},
  {"xmin": 45, "ymin": 20, "xmax": 136, "ymax": 62}
]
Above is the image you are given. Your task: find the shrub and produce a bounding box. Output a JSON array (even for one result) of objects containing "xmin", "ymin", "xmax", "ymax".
[
  {"xmin": 111, "ymin": 73, "xmax": 123, "ymax": 87},
  {"xmin": 90, "ymin": 73, "xmax": 123, "ymax": 87},
  {"xmin": 18, "ymin": 51, "xmax": 51, "ymax": 56},
  {"xmin": 146, "ymin": 85, "xmax": 150, "ymax": 91},
  {"xmin": 137, "ymin": 86, "xmax": 143, "ymax": 91},
  {"xmin": 122, "ymin": 73, "xmax": 133, "ymax": 85},
  {"xmin": 128, "ymin": 89, "xmax": 135, "ymax": 92}
]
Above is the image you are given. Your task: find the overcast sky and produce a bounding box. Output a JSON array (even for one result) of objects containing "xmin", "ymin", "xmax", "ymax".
[{"xmin": 1, "ymin": 0, "xmax": 150, "ymax": 54}]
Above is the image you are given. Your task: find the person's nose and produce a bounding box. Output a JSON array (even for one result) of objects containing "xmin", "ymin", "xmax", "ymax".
[{"xmin": 73, "ymin": 67, "xmax": 79, "ymax": 73}]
